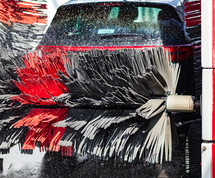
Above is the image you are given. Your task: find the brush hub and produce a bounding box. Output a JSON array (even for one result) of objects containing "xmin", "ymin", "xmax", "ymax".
[{"xmin": 166, "ymin": 95, "xmax": 194, "ymax": 113}]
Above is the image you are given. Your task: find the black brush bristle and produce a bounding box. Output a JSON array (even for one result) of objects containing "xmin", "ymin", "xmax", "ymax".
[{"xmin": 53, "ymin": 47, "xmax": 181, "ymax": 163}]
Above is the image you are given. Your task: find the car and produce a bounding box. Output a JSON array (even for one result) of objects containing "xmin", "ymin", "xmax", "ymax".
[
  {"xmin": 37, "ymin": 0, "xmax": 192, "ymax": 62},
  {"xmin": 27, "ymin": 1, "xmax": 198, "ymax": 175}
]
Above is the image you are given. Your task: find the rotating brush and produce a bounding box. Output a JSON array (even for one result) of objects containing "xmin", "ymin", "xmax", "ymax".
[
  {"xmin": 0, "ymin": 107, "xmax": 31, "ymax": 154},
  {"xmin": 184, "ymin": 0, "xmax": 202, "ymax": 177},
  {"xmin": 11, "ymin": 108, "xmax": 72, "ymax": 157},
  {"xmin": 0, "ymin": 0, "xmax": 199, "ymax": 166},
  {"xmin": 0, "ymin": 0, "xmax": 47, "ymax": 52},
  {"xmin": 184, "ymin": 0, "xmax": 201, "ymax": 97},
  {"xmin": 11, "ymin": 50, "xmax": 69, "ymax": 105},
  {"xmin": 0, "ymin": 0, "xmax": 48, "ymax": 101},
  {"xmin": 49, "ymin": 47, "xmax": 197, "ymax": 164}
]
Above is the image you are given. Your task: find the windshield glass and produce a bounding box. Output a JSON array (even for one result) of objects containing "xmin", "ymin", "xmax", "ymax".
[{"xmin": 40, "ymin": 3, "xmax": 187, "ymax": 46}]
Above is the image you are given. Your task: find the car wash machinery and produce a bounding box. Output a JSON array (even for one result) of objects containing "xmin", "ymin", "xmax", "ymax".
[{"xmin": 201, "ymin": 0, "xmax": 215, "ymax": 177}]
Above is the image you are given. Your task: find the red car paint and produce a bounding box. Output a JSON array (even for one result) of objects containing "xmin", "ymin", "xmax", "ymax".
[{"xmin": 36, "ymin": 44, "xmax": 193, "ymax": 62}]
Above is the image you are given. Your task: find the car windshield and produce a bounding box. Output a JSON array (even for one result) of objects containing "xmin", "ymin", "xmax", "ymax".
[{"xmin": 40, "ymin": 3, "xmax": 187, "ymax": 46}]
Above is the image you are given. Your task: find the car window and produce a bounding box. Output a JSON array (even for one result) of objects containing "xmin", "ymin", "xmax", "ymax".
[{"xmin": 40, "ymin": 3, "xmax": 187, "ymax": 46}]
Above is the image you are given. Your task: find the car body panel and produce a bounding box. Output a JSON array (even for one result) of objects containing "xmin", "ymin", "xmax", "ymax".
[
  {"xmin": 63, "ymin": 0, "xmax": 182, "ymax": 8},
  {"xmin": 37, "ymin": 0, "xmax": 191, "ymax": 62}
]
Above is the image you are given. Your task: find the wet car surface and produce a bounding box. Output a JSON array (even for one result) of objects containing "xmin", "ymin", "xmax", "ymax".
[
  {"xmin": 37, "ymin": 1, "xmax": 192, "ymax": 63},
  {"xmin": 40, "ymin": 3, "xmax": 187, "ymax": 46}
]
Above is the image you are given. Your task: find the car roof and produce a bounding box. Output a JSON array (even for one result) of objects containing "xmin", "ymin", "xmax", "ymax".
[{"xmin": 63, "ymin": 0, "xmax": 182, "ymax": 8}]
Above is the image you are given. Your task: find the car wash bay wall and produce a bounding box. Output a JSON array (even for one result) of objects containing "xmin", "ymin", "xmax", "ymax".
[{"xmin": 202, "ymin": 0, "xmax": 215, "ymax": 177}]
